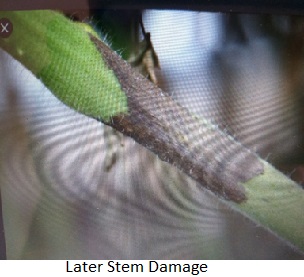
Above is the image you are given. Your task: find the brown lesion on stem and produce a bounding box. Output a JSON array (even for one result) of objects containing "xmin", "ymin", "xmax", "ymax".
[{"xmin": 89, "ymin": 34, "xmax": 264, "ymax": 203}]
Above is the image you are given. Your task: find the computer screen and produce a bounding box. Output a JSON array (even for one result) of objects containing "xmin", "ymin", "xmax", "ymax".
[{"xmin": 0, "ymin": 1, "xmax": 304, "ymax": 260}]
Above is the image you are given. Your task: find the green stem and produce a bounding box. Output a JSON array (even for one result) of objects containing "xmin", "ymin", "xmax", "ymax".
[
  {"xmin": 239, "ymin": 162, "xmax": 304, "ymax": 251},
  {"xmin": 0, "ymin": 10, "xmax": 128, "ymax": 122}
]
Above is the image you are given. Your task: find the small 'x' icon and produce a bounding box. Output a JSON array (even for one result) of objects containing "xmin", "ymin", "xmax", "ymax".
[{"xmin": 0, "ymin": 18, "xmax": 13, "ymax": 38}]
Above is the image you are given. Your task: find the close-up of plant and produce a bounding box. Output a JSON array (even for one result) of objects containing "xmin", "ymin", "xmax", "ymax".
[{"xmin": 0, "ymin": 8, "xmax": 303, "ymax": 259}]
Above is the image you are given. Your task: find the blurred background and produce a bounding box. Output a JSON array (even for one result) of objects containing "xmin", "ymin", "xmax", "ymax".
[{"xmin": 0, "ymin": 9, "xmax": 304, "ymax": 259}]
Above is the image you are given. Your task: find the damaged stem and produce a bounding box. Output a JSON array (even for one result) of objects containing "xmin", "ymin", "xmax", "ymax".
[
  {"xmin": 90, "ymin": 34, "xmax": 264, "ymax": 203},
  {"xmin": 1, "ymin": 10, "xmax": 303, "ymax": 251}
]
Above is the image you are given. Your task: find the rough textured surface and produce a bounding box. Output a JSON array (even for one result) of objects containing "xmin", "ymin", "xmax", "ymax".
[{"xmin": 90, "ymin": 35, "xmax": 264, "ymax": 203}]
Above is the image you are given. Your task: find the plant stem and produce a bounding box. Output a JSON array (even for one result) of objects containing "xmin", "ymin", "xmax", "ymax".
[{"xmin": 0, "ymin": 10, "xmax": 303, "ymax": 253}]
